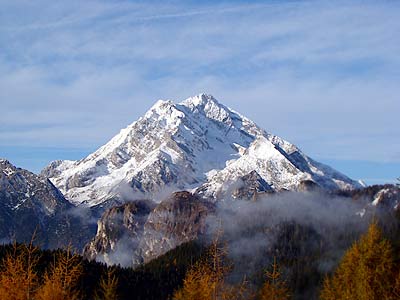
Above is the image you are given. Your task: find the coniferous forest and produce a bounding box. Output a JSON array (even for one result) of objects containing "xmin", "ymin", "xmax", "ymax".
[{"xmin": 1, "ymin": 209, "xmax": 400, "ymax": 300}]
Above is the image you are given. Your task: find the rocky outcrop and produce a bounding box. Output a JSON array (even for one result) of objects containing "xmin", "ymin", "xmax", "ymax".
[
  {"xmin": 297, "ymin": 180, "xmax": 321, "ymax": 192},
  {"xmin": 83, "ymin": 191, "xmax": 212, "ymax": 267},
  {"xmin": 83, "ymin": 200, "xmax": 156, "ymax": 266},
  {"xmin": 137, "ymin": 191, "xmax": 211, "ymax": 265},
  {"xmin": 370, "ymin": 186, "xmax": 400, "ymax": 209},
  {"xmin": 231, "ymin": 170, "xmax": 274, "ymax": 200}
]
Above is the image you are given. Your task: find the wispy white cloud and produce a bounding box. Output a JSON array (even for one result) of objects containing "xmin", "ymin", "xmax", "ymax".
[{"xmin": 0, "ymin": 0, "xmax": 399, "ymax": 173}]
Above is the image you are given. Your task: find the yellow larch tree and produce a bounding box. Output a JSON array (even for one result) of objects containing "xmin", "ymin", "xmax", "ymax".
[
  {"xmin": 320, "ymin": 220, "xmax": 394, "ymax": 300},
  {"xmin": 0, "ymin": 242, "xmax": 40, "ymax": 300},
  {"xmin": 35, "ymin": 247, "xmax": 83, "ymax": 300},
  {"xmin": 173, "ymin": 227, "xmax": 249, "ymax": 300},
  {"xmin": 257, "ymin": 257, "xmax": 290, "ymax": 300},
  {"xmin": 95, "ymin": 268, "xmax": 119, "ymax": 300}
]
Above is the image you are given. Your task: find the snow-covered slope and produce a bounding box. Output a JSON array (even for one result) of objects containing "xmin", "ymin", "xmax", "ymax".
[
  {"xmin": 43, "ymin": 94, "xmax": 360, "ymax": 206},
  {"xmin": 196, "ymin": 136, "xmax": 358, "ymax": 199}
]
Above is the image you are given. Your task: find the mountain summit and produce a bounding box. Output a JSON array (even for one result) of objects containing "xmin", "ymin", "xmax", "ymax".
[{"xmin": 43, "ymin": 94, "xmax": 360, "ymax": 206}]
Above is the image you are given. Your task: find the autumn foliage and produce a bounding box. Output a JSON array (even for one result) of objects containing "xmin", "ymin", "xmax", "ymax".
[
  {"xmin": 0, "ymin": 240, "xmax": 205, "ymax": 300},
  {"xmin": 320, "ymin": 220, "xmax": 398, "ymax": 300},
  {"xmin": 257, "ymin": 257, "xmax": 290, "ymax": 300},
  {"xmin": 0, "ymin": 243, "xmax": 82, "ymax": 300},
  {"xmin": 0, "ymin": 242, "xmax": 39, "ymax": 300},
  {"xmin": 2, "ymin": 218, "xmax": 400, "ymax": 300},
  {"xmin": 95, "ymin": 269, "xmax": 119, "ymax": 300},
  {"xmin": 172, "ymin": 231, "xmax": 249, "ymax": 300},
  {"xmin": 35, "ymin": 247, "xmax": 82, "ymax": 300}
]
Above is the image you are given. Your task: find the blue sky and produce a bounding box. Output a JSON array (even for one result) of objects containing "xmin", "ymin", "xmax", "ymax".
[{"xmin": 1, "ymin": 0, "xmax": 399, "ymax": 184}]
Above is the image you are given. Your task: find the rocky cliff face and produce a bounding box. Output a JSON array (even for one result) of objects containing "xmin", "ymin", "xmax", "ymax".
[
  {"xmin": 197, "ymin": 170, "xmax": 275, "ymax": 201},
  {"xmin": 346, "ymin": 184, "xmax": 400, "ymax": 211},
  {"xmin": 83, "ymin": 191, "xmax": 211, "ymax": 267},
  {"xmin": 371, "ymin": 186, "xmax": 400, "ymax": 210},
  {"xmin": 83, "ymin": 199, "xmax": 156, "ymax": 266},
  {"xmin": 137, "ymin": 191, "xmax": 211, "ymax": 265},
  {"xmin": 0, "ymin": 159, "xmax": 94, "ymax": 249}
]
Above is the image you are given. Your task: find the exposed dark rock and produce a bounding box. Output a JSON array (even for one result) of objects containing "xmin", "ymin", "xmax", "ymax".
[
  {"xmin": 40, "ymin": 160, "xmax": 66, "ymax": 178},
  {"xmin": 138, "ymin": 191, "xmax": 212, "ymax": 264},
  {"xmin": 83, "ymin": 199, "xmax": 156, "ymax": 266},
  {"xmin": 297, "ymin": 180, "xmax": 321, "ymax": 192},
  {"xmin": 232, "ymin": 170, "xmax": 274, "ymax": 200},
  {"xmin": 83, "ymin": 191, "xmax": 212, "ymax": 267},
  {"xmin": 0, "ymin": 159, "xmax": 94, "ymax": 250}
]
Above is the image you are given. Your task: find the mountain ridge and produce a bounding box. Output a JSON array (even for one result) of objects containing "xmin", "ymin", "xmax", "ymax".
[
  {"xmin": 42, "ymin": 93, "xmax": 361, "ymax": 207},
  {"xmin": 0, "ymin": 158, "xmax": 94, "ymax": 249}
]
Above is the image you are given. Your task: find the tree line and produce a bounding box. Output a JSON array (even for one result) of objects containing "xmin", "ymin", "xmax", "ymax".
[{"xmin": 0, "ymin": 218, "xmax": 400, "ymax": 299}]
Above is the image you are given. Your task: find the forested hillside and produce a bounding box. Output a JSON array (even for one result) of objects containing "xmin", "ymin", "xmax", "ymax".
[{"xmin": 0, "ymin": 209, "xmax": 399, "ymax": 300}]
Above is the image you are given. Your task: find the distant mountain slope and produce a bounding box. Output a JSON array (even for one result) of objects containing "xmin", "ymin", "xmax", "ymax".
[
  {"xmin": 0, "ymin": 159, "xmax": 94, "ymax": 249},
  {"xmin": 43, "ymin": 94, "xmax": 360, "ymax": 206},
  {"xmin": 84, "ymin": 185, "xmax": 400, "ymax": 270}
]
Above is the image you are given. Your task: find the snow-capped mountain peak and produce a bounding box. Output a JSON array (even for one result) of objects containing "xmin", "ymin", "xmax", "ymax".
[
  {"xmin": 182, "ymin": 93, "xmax": 232, "ymax": 122},
  {"xmin": 43, "ymin": 94, "xmax": 361, "ymax": 206}
]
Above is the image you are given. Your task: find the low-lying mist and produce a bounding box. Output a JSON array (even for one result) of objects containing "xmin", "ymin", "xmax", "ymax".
[
  {"xmin": 83, "ymin": 183, "xmax": 399, "ymax": 299},
  {"xmin": 205, "ymin": 190, "xmax": 381, "ymax": 294}
]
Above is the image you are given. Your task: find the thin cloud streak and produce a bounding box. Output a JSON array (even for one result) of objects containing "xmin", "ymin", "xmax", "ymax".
[
  {"xmin": 1, "ymin": 2, "xmax": 293, "ymax": 32},
  {"xmin": 0, "ymin": 0, "xmax": 399, "ymax": 181}
]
